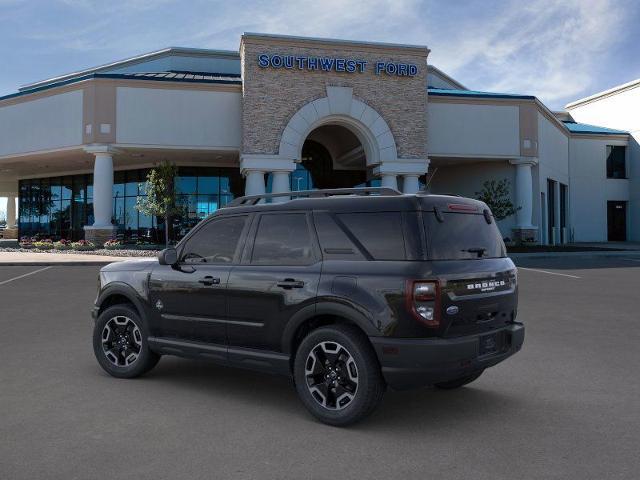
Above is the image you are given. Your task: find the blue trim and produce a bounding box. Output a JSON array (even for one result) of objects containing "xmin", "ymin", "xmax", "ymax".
[
  {"xmin": 428, "ymin": 87, "xmax": 535, "ymax": 100},
  {"xmin": 0, "ymin": 72, "xmax": 242, "ymax": 102},
  {"xmin": 562, "ymin": 121, "xmax": 628, "ymax": 135}
]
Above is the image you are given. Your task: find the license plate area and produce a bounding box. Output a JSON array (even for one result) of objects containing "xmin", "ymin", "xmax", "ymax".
[{"xmin": 479, "ymin": 332, "xmax": 502, "ymax": 356}]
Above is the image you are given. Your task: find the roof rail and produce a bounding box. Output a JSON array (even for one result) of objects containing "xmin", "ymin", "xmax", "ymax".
[{"xmin": 225, "ymin": 187, "xmax": 402, "ymax": 207}]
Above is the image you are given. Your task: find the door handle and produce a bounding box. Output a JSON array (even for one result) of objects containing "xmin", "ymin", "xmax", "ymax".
[
  {"xmin": 198, "ymin": 276, "xmax": 221, "ymax": 286},
  {"xmin": 277, "ymin": 278, "xmax": 305, "ymax": 289}
]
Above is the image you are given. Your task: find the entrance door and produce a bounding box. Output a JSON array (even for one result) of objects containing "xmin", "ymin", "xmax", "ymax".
[
  {"xmin": 547, "ymin": 179, "xmax": 556, "ymax": 244},
  {"xmin": 607, "ymin": 201, "xmax": 627, "ymax": 241}
]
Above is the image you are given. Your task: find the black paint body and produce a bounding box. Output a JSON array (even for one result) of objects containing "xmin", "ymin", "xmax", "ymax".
[{"xmin": 93, "ymin": 194, "xmax": 524, "ymax": 390}]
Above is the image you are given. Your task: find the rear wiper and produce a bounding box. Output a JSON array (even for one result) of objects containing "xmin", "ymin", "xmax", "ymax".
[{"xmin": 462, "ymin": 247, "xmax": 487, "ymax": 258}]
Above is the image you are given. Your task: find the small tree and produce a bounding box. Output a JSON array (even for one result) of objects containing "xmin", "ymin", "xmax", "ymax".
[
  {"xmin": 475, "ymin": 179, "xmax": 519, "ymax": 221},
  {"xmin": 136, "ymin": 161, "xmax": 181, "ymax": 247}
]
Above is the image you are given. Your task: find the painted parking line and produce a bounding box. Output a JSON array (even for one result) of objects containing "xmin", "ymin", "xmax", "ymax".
[
  {"xmin": 517, "ymin": 267, "xmax": 581, "ymax": 279},
  {"xmin": 623, "ymin": 258, "xmax": 640, "ymax": 262},
  {"xmin": 0, "ymin": 266, "xmax": 52, "ymax": 286}
]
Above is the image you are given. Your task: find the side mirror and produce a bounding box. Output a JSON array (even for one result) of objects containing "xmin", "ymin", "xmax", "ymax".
[{"xmin": 158, "ymin": 247, "xmax": 178, "ymax": 266}]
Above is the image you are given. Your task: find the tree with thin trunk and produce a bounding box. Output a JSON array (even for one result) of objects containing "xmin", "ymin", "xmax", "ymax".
[
  {"xmin": 136, "ymin": 161, "xmax": 181, "ymax": 247},
  {"xmin": 475, "ymin": 179, "xmax": 519, "ymax": 221}
]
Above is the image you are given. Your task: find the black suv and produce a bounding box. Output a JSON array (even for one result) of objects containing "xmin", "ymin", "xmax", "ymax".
[{"xmin": 92, "ymin": 188, "xmax": 524, "ymax": 426}]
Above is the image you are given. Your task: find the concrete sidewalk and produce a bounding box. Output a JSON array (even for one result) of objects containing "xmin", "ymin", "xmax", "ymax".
[{"xmin": 0, "ymin": 251, "xmax": 149, "ymax": 266}]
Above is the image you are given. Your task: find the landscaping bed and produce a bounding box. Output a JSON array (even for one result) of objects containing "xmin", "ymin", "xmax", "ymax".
[{"xmin": 0, "ymin": 247, "xmax": 159, "ymax": 257}]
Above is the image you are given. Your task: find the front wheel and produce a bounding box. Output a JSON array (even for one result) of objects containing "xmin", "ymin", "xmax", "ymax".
[
  {"xmin": 434, "ymin": 370, "xmax": 484, "ymax": 390},
  {"xmin": 93, "ymin": 304, "xmax": 160, "ymax": 378},
  {"xmin": 294, "ymin": 325, "xmax": 385, "ymax": 426}
]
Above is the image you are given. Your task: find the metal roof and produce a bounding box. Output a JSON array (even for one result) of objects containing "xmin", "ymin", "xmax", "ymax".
[
  {"xmin": 0, "ymin": 71, "xmax": 242, "ymax": 103},
  {"xmin": 19, "ymin": 47, "xmax": 240, "ymax": 92},
  {"xmin": 428, "ymin": 87, "xmax": 535, "ymax": 100},
  {"xmin": 562, "ymin": 121, "xmax": 628, "ymax": 135}
]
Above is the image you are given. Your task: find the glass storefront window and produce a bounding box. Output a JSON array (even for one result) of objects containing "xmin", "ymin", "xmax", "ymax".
[{"xmin": 18, "ymin": 167, "xmax": 243, "ymax": 242}]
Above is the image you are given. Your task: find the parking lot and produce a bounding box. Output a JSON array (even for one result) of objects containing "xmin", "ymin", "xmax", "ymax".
[{"xmin": 1, "ymin": 257, "xmax": 639, "ymax": 480}]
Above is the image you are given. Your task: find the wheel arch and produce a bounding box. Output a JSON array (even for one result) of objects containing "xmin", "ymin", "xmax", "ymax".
[
  {"xmin": 282, "ymin": 302, "xmax": 379, "ymax": 358},
  {"xmin": 96, "ymin": 283, "xmax": 148, "ymax": 319}
]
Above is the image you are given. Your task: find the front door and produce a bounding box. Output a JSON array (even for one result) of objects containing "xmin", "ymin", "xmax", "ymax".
[
  {"xmin": 148, "ymin": 214, "xmax": 251, "ymax": 345},
  {"xmin": 607, "ymin": 201, "xmax": 627, "ymax": 241},
  {"xmin": 226, "ymin": 212, "xmax": 321, "ymax": 352}
]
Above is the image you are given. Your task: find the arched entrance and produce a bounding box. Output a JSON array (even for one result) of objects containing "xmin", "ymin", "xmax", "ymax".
[
  {"xmin": 295, "ymin": 124, "xmax": 370, "ymax": 190},
  {"xmin": 242, "ymin": 86, "xmax": 429, "ymax": 197}
]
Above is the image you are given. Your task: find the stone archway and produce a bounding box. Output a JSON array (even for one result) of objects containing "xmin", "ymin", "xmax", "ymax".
[{"xmin": 278, "ymin": 86, "xmax": 398, "ymax": 166}]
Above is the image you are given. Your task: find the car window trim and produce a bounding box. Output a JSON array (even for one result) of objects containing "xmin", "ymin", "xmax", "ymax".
[
  {"xmin": 177, "ymin": 213, "xmax": 252, "ymax": 266},
  {"xmin": 245, "ymin": 211, "xmax": 320, "ymax": 267}
]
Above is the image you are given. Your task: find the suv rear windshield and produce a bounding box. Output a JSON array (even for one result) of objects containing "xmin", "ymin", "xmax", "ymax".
[{"xmin": 424, "ymin": 211, "xmax": 506, "ymax": 260}]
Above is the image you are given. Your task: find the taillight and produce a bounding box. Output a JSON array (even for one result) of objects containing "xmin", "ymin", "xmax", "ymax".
[{"xmin": 406, "ymin": 280, "xmax": 440, "ymax": 328}]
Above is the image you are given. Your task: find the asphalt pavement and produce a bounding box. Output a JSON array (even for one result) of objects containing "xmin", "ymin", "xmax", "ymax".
[{"xmin": 1, "ymin": 257, "xmax": 639, "ymax": 479}]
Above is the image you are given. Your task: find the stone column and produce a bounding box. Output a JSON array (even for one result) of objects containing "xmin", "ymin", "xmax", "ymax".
[
  {"xmin": 509, "ymin": 158, "xmax": 538, "ymax": 243},
  {"xmin": 83, "ymin": 146, "xmax": 117, "ymax": 245},
  {"xmin": 6, "ymin": 195, "xmax": 16, "ymax": 229},
  {"xmin": 402, "ymin": 175, "xmax": 421, "ymax": 194},
  {"xmin": 380, "ymin": 174, "xmax": 398, "ymax": 190},
  {"xmin": 271, "ymin": 171, "xmax": 291, "ymax": 203},
  {"xmin": 244, "ymin": 170, "xmax": 266, "ymax": 196},
  {"xmin": 2, "ymin": 195, "xmax": 18, "ymax": 240}
]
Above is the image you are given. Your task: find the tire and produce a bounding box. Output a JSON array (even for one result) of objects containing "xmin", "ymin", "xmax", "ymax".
[
  {"xmin": 93, "ymin": 304, "xmax": 160, "ymax": 379},
  {"xmin": 294, "ymin": 324, "xmax": 385, "ymax": 426},
  {"xmin": 434, "ymin": 370, "xmax": 484, "ymax": 390}
]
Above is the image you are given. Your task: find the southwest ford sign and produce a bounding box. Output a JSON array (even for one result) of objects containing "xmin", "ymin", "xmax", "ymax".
[{"xmin": 257, "ymin": 54, "xmax": 418, "ymax": 77}]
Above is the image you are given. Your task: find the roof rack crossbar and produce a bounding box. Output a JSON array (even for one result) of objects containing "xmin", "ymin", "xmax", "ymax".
[{"xmin": 225, "ymin": 187, "xmax": 402, "ymax": 207}]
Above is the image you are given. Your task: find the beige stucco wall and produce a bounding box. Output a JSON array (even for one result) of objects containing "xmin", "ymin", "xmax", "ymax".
[
  {"xmin": 116, "ymin": 86, "xmax": 242, "ymax": 148},
  {"xmin": 0, "ymin": 90, "xmax": 83, "ymax": 157},
  {"xmin": 240, "ymin": 35, "xmax": 429, "ymax": 160}
]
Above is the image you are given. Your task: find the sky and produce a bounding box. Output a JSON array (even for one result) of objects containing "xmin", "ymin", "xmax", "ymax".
[{"xmin": 1, "ymin": 0, "xmax": 640, "ymax": 214}]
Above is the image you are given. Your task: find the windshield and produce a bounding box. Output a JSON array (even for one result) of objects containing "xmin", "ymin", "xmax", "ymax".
[{"xmin": 424, "ymin": 211, "xmax": 506, "ymax": 260}]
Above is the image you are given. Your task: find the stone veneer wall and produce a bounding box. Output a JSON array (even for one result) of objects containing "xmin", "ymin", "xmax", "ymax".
[{"xmin": 240, "ymin": 36, "xmax": 429, "ymax": 160}]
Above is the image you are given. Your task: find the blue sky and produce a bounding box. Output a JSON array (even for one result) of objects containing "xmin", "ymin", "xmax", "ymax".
[
  {"xmin": 1, "ymin": 0, "xmax": 639, "ymax": 108},
  {"xmin": 1, "ymin": 0, "xmax": 640, "ymax": 214}
]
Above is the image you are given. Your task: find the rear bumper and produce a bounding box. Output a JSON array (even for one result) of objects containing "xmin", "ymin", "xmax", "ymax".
[{"xmin": 369, "ymin": 323, "xmax": 524, "ymax": 390}]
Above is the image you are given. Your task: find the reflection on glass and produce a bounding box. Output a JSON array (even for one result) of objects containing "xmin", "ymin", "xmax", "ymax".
[
  {"xmin": 17, "ymin": 167, "xmax": 243, "ymax": 242},
  {"xmin": 175, "ymin": 176, "xmax": 197, "ymax": 195}
]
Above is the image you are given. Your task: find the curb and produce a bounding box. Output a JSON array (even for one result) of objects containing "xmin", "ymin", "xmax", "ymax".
[
  {"xmin": 509, "ymin": 251, "xmax": 640, "ymax": 260},
  {"xmin": 0, "ymin": 261, "xmax": 119, "ymax": 266}
]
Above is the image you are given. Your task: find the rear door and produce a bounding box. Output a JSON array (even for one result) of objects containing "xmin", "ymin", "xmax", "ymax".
[
  {"xmin": 226, "ymin": 211, "xmax": 321, "ymax": 351},
  {"xmin": 423, "ymin": 207, "xmax": 518, "ymax": 340}
]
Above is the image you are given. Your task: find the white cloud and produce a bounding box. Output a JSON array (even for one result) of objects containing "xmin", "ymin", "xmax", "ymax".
[
  {"xmin": 426, "ymin": 0, "xmax": 628, "ymax": 107},
  {"xmin": 2, "ymin": 0, "xmax": 634, "ymax": 109}
]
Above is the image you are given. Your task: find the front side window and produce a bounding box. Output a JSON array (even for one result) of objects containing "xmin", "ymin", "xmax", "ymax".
[
  {"xmin": 180, "ymin": 215, "xmax": 247, "ymax": 264},
  {"xmin": 251, "ymin": 213, "xmax": 314, "ymax": 265},
  {"xmin": 606, "ymin": 145, "xmax": 626, "ymax": 179}
]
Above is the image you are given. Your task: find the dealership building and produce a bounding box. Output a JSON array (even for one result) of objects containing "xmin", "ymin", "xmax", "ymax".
[{"xmin": 0, "ymin": 33, "xmax": 637, "ymax": 244}]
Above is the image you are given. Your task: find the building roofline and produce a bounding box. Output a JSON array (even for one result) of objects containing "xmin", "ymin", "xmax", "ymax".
[
  {"xmin": 19, "ymin": 47, "xmax": 240, "ymax": 92},
  {"xmin": 428, "ymin": 88, "xmax": 630, "ymax": 140},
  {"xmin": 565, "ymin": 78, "xmax": 640, "ymax": 109},
  {"xmin": 241, "ymin": 32, "xmax": 430, "ymax": 55},
  {"xmin": 2, "ymin": 72, "xmax": 241, "ymax": 104},
  {"xmin": 428, "ymin": 87, "xmax": 535, "ymax": 100},
  {"xmin": 427, "ymin": 65, "xmax": 467, "ymax": 90}
]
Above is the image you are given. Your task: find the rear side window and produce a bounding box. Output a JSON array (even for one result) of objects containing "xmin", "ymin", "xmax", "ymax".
[
  {"xmin": 251, "ymin": 213, "xmax": 315, "ymax": 265},
  {"xmin": 337, "ymin": 212, "xmax": 406, "ymax": 260},
  {"xmin": 425, "ymin": 212, "xmax": 506, "ymax": 260}
]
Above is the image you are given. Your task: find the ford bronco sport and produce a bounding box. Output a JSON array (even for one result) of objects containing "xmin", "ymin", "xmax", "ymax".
[{"xmin": 92, "ymin": 187, "xmax": 524, "ymax": 426}]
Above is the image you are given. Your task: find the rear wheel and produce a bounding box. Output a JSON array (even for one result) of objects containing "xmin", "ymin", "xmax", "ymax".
[
  {"xmin": 294, "ymin": 325, "xmax": 385, "ymax": 426},
  {"xmin": 434, "ymin": 370, "xmax": 484, "ymax": 390},
  {"xmin": 93, "ymin": 304, "xmax": 160, "ymax": 378}
]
